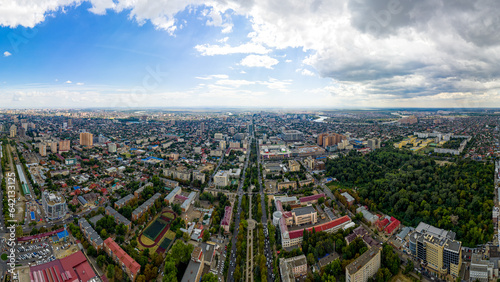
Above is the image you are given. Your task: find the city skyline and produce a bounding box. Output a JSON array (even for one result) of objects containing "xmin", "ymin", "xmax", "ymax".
[{"xmin": 2, "ymin": 0, "xmax": 500, "ymax": 108}]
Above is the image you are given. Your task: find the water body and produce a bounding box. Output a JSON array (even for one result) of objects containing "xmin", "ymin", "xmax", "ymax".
[{"xmin": 314, "ymin": 116, "xmax": 328, "ymax": 123}]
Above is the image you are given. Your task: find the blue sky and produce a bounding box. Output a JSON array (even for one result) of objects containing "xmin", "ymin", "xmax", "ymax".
[{"xmin": 1, "ymin": 0, "xmax": 500, "ymax": 108}]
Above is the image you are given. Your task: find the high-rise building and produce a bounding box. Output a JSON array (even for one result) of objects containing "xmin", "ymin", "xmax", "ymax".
[
  {"xmin": 9, "ymin": 125, "xmax": 17, "ymax": 137},
  {"xmin": 345, "ymin": 245, "xmax": 382, "ymax": 282},
  {"xmin": 59, "ymin": 140, "xmax": 70, "ymax": 152},
  {"xmin": 68, "ymin": 119, "xmax": 72, "ymax": 128},
  {"xmin": 50, "ymin": 142, "xmax": 58, "ymax": 153},
  {"xmin": 408, "ymin": 222, "xmax": 462, "ymax": 278},
  {"xmin": 80, "ymin": 132, "xmax": 93, "ymax": 147},
  {"xmin": 219, "ymin": 140, "xmax": 226, "ymax": 150},
  {"xmin": 367, "ymin": 139, "xmax": 381, "ymax": 150},
  {"xmin": 200, "ymin": 122, "xmax": 205, "ymax": 132},
  {"xmin": 317, "ymin": 133, "xmax": 346, "ymax": 147},
  {"xmin": 39, "ymin": 144, "xmax": 47, "ymax": 157},
  {"xmin": 22, "ymin": 123, "xmax": 28, "ymax": 131},
  {"xmin": 42, "ymin": 191, "xmax": 68, "ymax": 220}
]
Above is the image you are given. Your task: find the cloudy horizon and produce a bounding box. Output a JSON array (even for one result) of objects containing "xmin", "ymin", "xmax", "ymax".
[{"xmin": 1, "ymin": 0, "xmax": 500, "ymax": 109}]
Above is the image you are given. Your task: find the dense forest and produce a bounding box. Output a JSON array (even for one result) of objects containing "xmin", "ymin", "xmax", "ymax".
[{"xmin": 325, "ymin": 147, "xmax": 495, "ymax": 247}]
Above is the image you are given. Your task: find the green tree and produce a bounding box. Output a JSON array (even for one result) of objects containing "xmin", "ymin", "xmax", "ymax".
[
  {"xmin": 107, "ymin": 264, "xmax": 115, "ymax": 279},
  {"xmin": 201, "ymin": 273, "xmax": 218, "ymax": 282}
]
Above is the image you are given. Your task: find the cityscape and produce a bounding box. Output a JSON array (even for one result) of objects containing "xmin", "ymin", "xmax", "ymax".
[
  {"xmin": 0, "ymin": 109, "xmax": 498, "ymax": 282},
  {"xmin": 2, "ymin": 1, "xmax": 500, "ymax": 282}
]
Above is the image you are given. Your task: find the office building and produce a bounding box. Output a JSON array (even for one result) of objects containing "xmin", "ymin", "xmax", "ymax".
[
  {"xmin": 80, "ymin": 132, "xmax": 93, "ymax": 147},
  {"xmin": 42, "ymin": 191, "xmax": 68, "ymax": 220},
  {"xmin": 469, "ymin": 254, "xmax": 494, "ymax": 282},
  {"xmin": 408, "ymin": 222, "xmax": 462, "ymax": 278},
  {"xmin": 279, "ymin": 255, "xmax": 307, "ymax": 282},
  {"xmin": 345, "ymin": 245, "xmax": 382, "ymax": 282}
]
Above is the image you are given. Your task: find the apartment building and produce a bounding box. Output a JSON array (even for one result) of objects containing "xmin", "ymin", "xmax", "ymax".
[
  {"xmin": 78, "ymin": 218, "xmax": 103, "ymax": 250},
  {"xmin": 104, "ymin": 237, "xmax": 141, "ymax": 280},
  {"xmin": 345, "ymin": 245, "xmax": 382, "ymax": 282}
]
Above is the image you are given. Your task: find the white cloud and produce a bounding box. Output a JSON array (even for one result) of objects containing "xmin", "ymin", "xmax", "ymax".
[
  {"xmin": 296, "ymin": 68, "xmax": 315, "ymax": 76},
  {"xmin": 76, "ymin": 82, "xmax": 84, "ymax": 85},
  {"xmin": 3, "ymin": 51, "xmax": 11, "ymax": 57},
  {"xmin": 195, "ymin": 74, "xmax": 229, "ymax": 80},
  {"xmin": 215, "ymin": 79, "xmax": 255, "ymax": 87},
  {"xmin": 65, "ymin": 80, "xmax": 72, "ymax": 84},
  {"xmin": 195, "ymin": 42, "xmax": 270, "ymax": 56},
  {"xmin": 240, "ymin": 55, "xmax": 278, "ymax": 69}
]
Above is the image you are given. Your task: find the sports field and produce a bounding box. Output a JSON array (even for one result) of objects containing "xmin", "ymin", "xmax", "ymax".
[
  {"xmin": 144, "ymin": 218, "xmax": 167, "ymax": 241},
  {"xmin": 138, "ymin": 210, "xmax": 176, "ymax": 254}
]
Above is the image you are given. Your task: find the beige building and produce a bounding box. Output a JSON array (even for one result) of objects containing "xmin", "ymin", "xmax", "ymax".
[
  {"xmin": 192, "ymin": 170, "xmax": 206, "ymax": 184},
  {"xmin": 164, "ymin": 167, "xmax": 191, "ymax": 182},
  {"xmin": 9, "ymin": 125, "xmax": 16, "ymax": 137},
  {"xmin": 346, "ymin": 245, "xmax": 382, "ymax": 282},
  {"xmin": 50, "ymin": 142, "xmax": 58, "ymax": 153},
  {"xmin": 39, "ymin": 144, "xmax": 47, "ymax": 157},
  {"xmin": 278, "ymin": 181, "xmax": 297, "ymax": 190},
  {"xmin": 288, "ymin": 160, "xmax": 301, "ymax": 172},
  {"xmin": 80, "ymin": 132, "xmax": 93, "ymax": 147},
  {"xmin": 59, "ymin": 139, "xmax": 70, "ymax": 152},
  {"xmin": 291, "ymin": 206, "xmax": 318, "ymax": 225},
  {"xmin": 214, "ymin": 170, "xmax": 229, "ymax": 187},
  {"xmin": 279, "ymin": 255, "xmax": 308, "ymax": 282}
]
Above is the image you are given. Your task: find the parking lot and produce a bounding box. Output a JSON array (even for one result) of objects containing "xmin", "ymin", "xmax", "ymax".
[{"xmin": 15, "ymin": 242, "xmax": 55, "ymax": 266}]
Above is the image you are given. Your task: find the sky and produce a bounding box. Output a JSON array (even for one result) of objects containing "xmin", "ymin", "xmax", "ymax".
[{"xmin": 1, "ymin": 0, "xmax": 500, "ymax": 109}]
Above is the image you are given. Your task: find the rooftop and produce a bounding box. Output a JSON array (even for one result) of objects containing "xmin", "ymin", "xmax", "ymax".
[{"xmin": 346, "ymin": 245, "xmax": 382, "ymax": 274}]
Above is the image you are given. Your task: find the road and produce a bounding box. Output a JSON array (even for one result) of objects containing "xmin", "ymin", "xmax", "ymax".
[
  {"xmin": 255, "ymin": 129, "xmax": 275, "ymax": 282},
  {"xmin": 227, "ymin": 131, "xmax": 252, "ymax": 282}
]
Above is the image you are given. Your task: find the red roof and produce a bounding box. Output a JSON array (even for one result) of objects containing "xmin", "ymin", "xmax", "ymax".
[
  {"xmin": 221, "ymin": 206, "xmax": 232, "ymax": 226},
  {"xmin": 60, "ymin": 251, "xmax": 97, "ymax": 282},
  {"xmin": 288, "ymin": 215, "xmax": 351, "ymax": 239},
  {"xmin": 104, "ymin": 238, "xmax": 141, "ymax": 276},
  {"xmin": 377, "ymin": 218, "xmax": 389, "ymax": 229},
  {"xmin": 299, "ymin": 193, "xmax": 326, "ymax": 204},
  {"xmin": 385, "ymin": 219, "xmax": 400, "ymax": 234}
]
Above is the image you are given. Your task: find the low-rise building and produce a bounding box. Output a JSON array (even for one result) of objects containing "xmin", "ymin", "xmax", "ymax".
[
  {"xmin": 132, "ymin": 192, "xmax": 161, "ymax": 221},
  {"xmin": 181, "ymin": 247, "xmax": 204, "ymax": 282},
  {"xmin": 78, "ymin": 218, "xmax": 103, "ymax": 250},
  {"xmin": 115, "ymin": 194, "xmax": 135, "ymax": 209},
  {"xmin": 105, "ymin": 206, "xmax": 132, "ymax": 229},
  {"xmin": 221, "ymin": 205, "xmax": 232, "ymax": 233},
  {"xmin": 104, "ymin": 237, "xmax": 141, "ymax": 280},
  {"xmin": 279, "ymin": 254, "xmax": 307, "ymax": 282}
]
